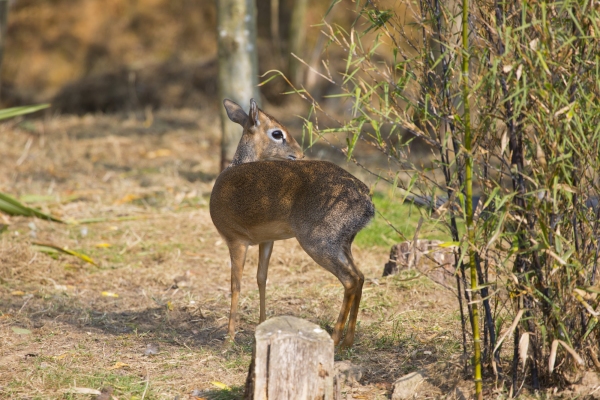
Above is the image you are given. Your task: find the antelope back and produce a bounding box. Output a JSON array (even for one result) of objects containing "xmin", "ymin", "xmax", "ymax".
[
  {"xmin": 223, "ymin": 99, "xmax": 304, "ymax": 166},
  {"xmin": 210, "ymin": 160, "xmax": 375, "ymax": 246}
]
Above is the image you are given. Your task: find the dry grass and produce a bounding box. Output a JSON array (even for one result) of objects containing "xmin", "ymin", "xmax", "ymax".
[{"xmin": 0, "ymin": 108, "xmax": 470, "ymax": 399}]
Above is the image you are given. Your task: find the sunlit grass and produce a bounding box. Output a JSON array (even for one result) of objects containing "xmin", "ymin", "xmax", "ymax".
[
  {"xmin": 355, "ymin": 191, "xmax": 459, "ymax": 248},
  {"xmin": 5, "ymin": 363, "xmax": 153, "ymax": 400}
]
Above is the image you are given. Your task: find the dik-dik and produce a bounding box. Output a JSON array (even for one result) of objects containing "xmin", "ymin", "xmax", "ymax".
[{"xmin": 210, "ymin": 99, "xmax": 374, "ymax": 348}]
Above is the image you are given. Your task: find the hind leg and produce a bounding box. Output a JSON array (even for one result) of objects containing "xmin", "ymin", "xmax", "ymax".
[
  {"xmin": 340, "ymin": 253, "xmax": 364, "ymax": 348},
  {"xmin": 297, "ymin": 238, "xmax": 364, "ymax": 347}
]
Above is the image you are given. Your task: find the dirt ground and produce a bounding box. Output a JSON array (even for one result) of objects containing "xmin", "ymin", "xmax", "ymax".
[{"xmin": 0, "ymin": 107, "xmax": 473, "ymax": 399}]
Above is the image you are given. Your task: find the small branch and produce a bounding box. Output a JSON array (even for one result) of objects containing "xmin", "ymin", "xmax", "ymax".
[{"xmin": 290, "ymin": 52, "xmax": 335, "ymax": 84}]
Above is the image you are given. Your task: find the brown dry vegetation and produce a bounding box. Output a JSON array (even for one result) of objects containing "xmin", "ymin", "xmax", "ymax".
[
  {"xmin": 0, "ymin": 1, "xmax": 478, "ymax": 398},
  {"xmin": 3, "ymin": 0, "xmax": 217, "ymax": 104},
  {"xmin": 1, "ymin": 0, "xmax": 346, "ymax": 111},
  {"xmin": 0, "ymin": 108, "xmax": 472, "ymax": 399}
]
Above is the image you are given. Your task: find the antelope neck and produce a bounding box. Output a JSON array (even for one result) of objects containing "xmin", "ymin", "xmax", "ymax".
[{"xmin": 229, "ymin": 137, "xmax": 257, "ymax": 167}]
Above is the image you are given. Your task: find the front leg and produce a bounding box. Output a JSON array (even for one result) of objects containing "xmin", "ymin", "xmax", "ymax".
[
  {"xmin": 227, "ymin": 241, "xmax": 249, "ymax": 341},
  {"xmin": 257, "ymin": 241, "xmax": 274, "ymax": 323}
]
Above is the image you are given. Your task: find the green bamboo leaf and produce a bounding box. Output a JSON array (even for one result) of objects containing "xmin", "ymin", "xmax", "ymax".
[
  {"xmin": 352, "ymin": 86, "xmax": 361, "ymax": 117},
  {"xmin": 19, "ymin": 194, "xmax": 56, "ymax": 204},
  {"xmin": 438, "ymin": 241, "xmax": 460, "ymax": 248},
  {"xmin": 345, "ymin": 43, "xmax": 355, "ymax": 75},
  {"xmin": 322, "ymin": 93, "xmax": 354, "ymax": 98},
  {"xmin": 32, "ymin": 242, "xmax": 97, "ymax": 266},
  {"xmin": 0, "ymin": 104, "xmax": 50, "ymax": 121},
  {"xmin": 371, "ymin": 120, "xmax": 383, "ymax": 146},
  {"xmin": 346, "ymin": 130, "xmax": 360, "ymax": 161},
  {"xmin": 0, "ymin": 193, "xmax": 63, "ymax": 223},
  {"xmin": 11, "ymin": 327, "xmax": 32, "ymax": 335}
]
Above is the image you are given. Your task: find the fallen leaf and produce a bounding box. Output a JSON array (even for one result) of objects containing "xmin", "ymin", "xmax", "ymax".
[
  {"xmin": 529, "ymin": 38, "xmax": 539, "ymax": 51},
  {"xmin": 516, "ymin": 64, "xmax": 523, "ymax": 81},
  {"xmin": 32, "ymin": 242, "xmax": 97, "ymax": 266},
  {"xmin": 54, "ymin": 353, "xmax": 69, "ymax": 360},
  {"xmin": 145, "ymin": 149, "xmax": 172, "ymax": 159},
  {"xmin": 113, "ymin": 194, "xmax": 141, "ymax": 205},
  {"xmin": 166, "ymin": 301, "xmax": 174, "ymax": 311},
  {"xmin": 101, "ymin": 291, "xmax": 119, "ymax": 298},
  {"xmin": 64, "ymin": 387, "xmax": 102, "ymax": 395},
  {"xmin": 11, "ymin": 327, "xmax": 32, "ymax": 335},
  {"xmin": 558, "ymin": 340, "xmax": 585, "ymax": 366},
  {"xmin": 107, "ymin": 361, "xmax": 130, "ymax": 370},
  {"xmin": 11, "ymin": 290, "xmax": 25, "ymax": 296},
  {"xmin": 94, "ymin": 243, "xmax": 112, "ymax": 248},
  {"xmin": 519, "ymin": 332, "xmax": 530, "ymax": 371},
  {"xmin": 211, "ymin": 381, "xmax": 230, "ymax": 390},
  {"xmin": 549, "ymin": 340, "xmax": 559, "ymax": 374}
]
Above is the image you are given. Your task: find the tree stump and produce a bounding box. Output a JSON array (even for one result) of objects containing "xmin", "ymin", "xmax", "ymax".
[
  {"xmin": 245, "ymin": 316, "xmax": 334, "ymax": 400},
  {"xmin": 382, "ymin": 240, "xmax": 455, "ymax": 284}
]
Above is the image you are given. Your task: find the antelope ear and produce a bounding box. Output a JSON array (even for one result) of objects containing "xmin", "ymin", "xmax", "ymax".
[
  {"xmin": 223, "ymin": 99, "xmax": 248, "ymax": 126},
  {"xmin": 249, "ymin": 98, "xmax": 260, "ymax": 127}
]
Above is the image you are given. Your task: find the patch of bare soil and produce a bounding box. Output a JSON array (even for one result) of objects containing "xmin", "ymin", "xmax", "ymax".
[{"xmin": 0, "ymin": 108, "xmax": 469, "ymax": 399}]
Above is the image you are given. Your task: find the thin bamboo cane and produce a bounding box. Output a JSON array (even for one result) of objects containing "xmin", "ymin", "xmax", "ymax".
[{"xmin": 461, "ymin": 0, "xmax": 482, "ymax": 397}]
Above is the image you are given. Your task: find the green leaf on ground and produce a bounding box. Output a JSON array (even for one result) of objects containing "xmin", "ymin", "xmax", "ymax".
[
  {"xmin": 32, "ymin": 242, "xmax": 97, "ymax": 265},
  {"xmin": 11, "ymin": 327, "xmax": 32, "ymax": 335},
  {"xmin": 0, "ymin": 192, "xmax": 63, "ymax": 222}
]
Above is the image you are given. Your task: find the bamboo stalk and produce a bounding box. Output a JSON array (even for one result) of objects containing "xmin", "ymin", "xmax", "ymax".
[{"xmin": 461, "ymin": 0, "xmax": 482, "ymax": 397}]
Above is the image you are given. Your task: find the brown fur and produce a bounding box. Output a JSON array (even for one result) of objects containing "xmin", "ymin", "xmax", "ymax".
[{"xmin": 210, "ymin": 99, "xmax": 374, "ymax": 348}]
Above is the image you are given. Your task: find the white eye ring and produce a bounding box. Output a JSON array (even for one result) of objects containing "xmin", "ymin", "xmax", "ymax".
[{"xmin": 267, "ymin": 128, "xmax": 286, "ymax": 142}]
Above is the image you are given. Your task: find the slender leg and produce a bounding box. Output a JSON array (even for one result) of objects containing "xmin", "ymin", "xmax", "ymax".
[
  {"xmin": 340, "ymin": 262, "xmax": 364, "ymax": 348},
  {"xmin": 227, "ymin": 241, "xmax": 248, "ymax": 341},
  {"xmin": 296, "ymin": 238, "xmax": 363, "ymax": 347},
  {"xmin": 257, "ymin": 241, "xmax": 274, "ymax": 323},
  {"xmin": 331, "ymin": 281, "xmax": 357, "ymax": 346}
]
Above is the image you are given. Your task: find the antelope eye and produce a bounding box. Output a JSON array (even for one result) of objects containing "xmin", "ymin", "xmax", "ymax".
[{"xmin": 271, "ymin": 130, "xmax": 284, "ymax": 140}]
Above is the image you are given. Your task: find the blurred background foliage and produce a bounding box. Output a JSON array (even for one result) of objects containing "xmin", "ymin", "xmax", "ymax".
[
  {"xmin": 1, "ymin": 0, "xmax": 360, "ymax": 113},
  {"xmin": 3, "ymin": 0, "xmax": 600, "ymax": 395}
]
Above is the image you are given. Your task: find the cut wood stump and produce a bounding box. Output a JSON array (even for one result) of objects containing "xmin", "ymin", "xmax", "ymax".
[
  {"xmin": 244, "ymin": 316, "xmax": 334, "ymax": 400},
  {"xmin": 383, "ymin": 240, "xmax": 455, "ymax": 284}
]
